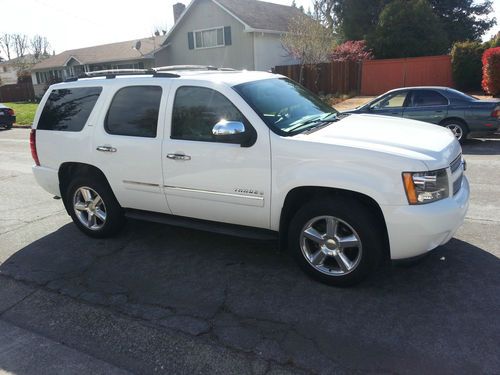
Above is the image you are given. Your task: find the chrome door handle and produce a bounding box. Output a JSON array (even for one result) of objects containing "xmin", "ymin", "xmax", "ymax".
[
  {"xmin": 96, "ymin": 145, "xmax": 117, "ymax": 152},
  {"xmin": 167, "ymin": 153, "xmax": 191, "ymax": 161}
]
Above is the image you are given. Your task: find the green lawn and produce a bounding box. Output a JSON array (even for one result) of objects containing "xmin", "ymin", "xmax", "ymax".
[{"xmin": 4, "ymin": 102, "xmax": 38, "ymax": 126}]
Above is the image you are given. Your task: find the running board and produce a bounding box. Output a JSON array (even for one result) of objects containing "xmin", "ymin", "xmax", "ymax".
[{"xmin": 124, "ymin": 209, "xmax": 278, "ymax": 241}]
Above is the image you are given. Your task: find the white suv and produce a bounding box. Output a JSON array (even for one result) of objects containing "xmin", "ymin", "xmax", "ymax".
[{"xmin": 31, "ymin": 68, "xmax": 469, "ymax": 286}]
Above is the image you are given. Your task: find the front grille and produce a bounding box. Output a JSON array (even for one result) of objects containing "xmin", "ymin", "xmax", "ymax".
[
  {"xmin": 450, "ymin": 154, "xmax": 463, "ymax": 196},
  {"xmin": 453, "ymin": 173, "xmax": 463, "ymax": 195},
  {"xmin": 450, "ymin": 154, "xmax": 462, "ymax": 173}
]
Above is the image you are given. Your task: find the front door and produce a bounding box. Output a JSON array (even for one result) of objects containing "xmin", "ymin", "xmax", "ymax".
[
  {"xmin": 161, "ymin": 82, "xmax": 271, "ymax": 229},
  {"xmin": 366, "ymin": 90, "xmax": 409, "ymax": 117},
  {"xmin": 92, "ymin": 82, "xmax": 171, "ymax": 214}
]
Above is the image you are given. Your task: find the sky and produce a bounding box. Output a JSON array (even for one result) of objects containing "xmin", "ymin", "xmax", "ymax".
[{"xmin": 0, "ymin": 0, "xmax": 499, "ymax": 57}]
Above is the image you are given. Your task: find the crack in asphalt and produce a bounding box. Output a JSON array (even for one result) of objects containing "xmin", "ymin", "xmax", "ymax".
[
  {"xmin": 0, "ymin": 274, "xmax": 305, "ymax": 375},
  {"xmin": 0, "ymin": 287, "xmax": 37, "ymax": 316},
  {"xmin": 464, "ymin": 216, "xmax": 500, "ymax": 224},
  {"xmin": 0, "ymin": 209, "xmax": 66, "ymax": 235}
]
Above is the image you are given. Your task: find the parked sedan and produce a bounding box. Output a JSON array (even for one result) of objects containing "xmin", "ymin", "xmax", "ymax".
[
  {"xmin": 0, "ymin": 104, "xmax": 15, "ymax": 129},
  {"xmin": 343, "ymin": 87, "xmax": 500, "ymax": 142}
]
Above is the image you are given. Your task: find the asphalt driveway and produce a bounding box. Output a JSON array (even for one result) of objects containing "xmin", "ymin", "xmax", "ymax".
[{"xmin": 0, "ymin": 129, "xmax": 499, "ymax": 374}]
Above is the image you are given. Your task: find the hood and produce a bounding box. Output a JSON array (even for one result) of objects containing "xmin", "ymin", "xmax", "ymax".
[{"xmin": 293, "ymin": 114, "xmax": 461, "ymax": 170}]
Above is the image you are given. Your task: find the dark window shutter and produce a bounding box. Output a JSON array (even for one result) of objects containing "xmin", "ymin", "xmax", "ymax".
[
  {"xmin": 188, "ymin": 32, "xmax": 194, "ymax": 50},
  {"xmin": 224, "ymin": 26, "xmax": 232, "ymax": 46}
]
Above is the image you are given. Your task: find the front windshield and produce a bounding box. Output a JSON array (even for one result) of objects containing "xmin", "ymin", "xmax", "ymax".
[{"xmin": 233, "ymin": 78, "xmax": 337, "ymax": 135}]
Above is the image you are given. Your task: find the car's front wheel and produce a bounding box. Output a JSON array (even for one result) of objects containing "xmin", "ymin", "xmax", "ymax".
[
  {"xmin": 288, "ymin": 197, "xmax": 384, "ymax": 286},
  {"xmin": 66, "ymin": 177, "xmax": 125, "ymax": 238}
]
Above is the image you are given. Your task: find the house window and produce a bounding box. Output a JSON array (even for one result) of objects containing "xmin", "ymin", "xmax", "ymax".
[{"xmin": 195, "ymin": 27, "xmax": 224, "ymax": 49}]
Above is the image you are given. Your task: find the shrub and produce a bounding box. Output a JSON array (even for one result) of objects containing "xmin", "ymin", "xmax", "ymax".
[
  {"xmin": 330, "ymin": 40, "xmax": 373, "ymax": 62},
  {"xmin": 484, "ymin": 32, "xmax": 500, "ymax": 49},
  {"xmin": 451, "ymin": 41, "xmax": 485, "ymax": 91},
  {"xmin": 482, "ymin": 47, "xmax": 500, "ymax": 96}
]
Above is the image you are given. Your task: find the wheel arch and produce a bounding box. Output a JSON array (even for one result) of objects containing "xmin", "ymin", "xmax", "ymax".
[
  {"xmin": 278, "ymin": 186, "xmax": 390, "ymax": 259},
  {"xmin": 439, "ymin": 117, "xmax": 469, "ymax": 129},
  {"xmin": 58, "ymin": 162, "xmax": 115, "ymax": 215}
]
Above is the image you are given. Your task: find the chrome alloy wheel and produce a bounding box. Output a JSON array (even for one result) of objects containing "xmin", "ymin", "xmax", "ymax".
[
  {"xmin": 446, "ymin": 124, "xmax": 463, "ymax": 141},
  {"xmin": 73, "ymin": 186, "xmax": 107, "ymax": 230},
  {"xmin": 300, "ymin": 216, "xmax": 362, "ymax": 276}
]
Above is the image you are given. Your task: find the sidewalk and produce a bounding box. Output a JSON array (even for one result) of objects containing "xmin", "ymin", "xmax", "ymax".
[{"xmin": 333, "ymin": 96, "xmax": 374, "ymax": 111}]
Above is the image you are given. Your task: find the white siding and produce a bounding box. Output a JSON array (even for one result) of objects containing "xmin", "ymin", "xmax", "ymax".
[
  {"xmin": 157, "ymin": 0, "xmax": 254, "ymax": 69},
  {"xmin": 253, "ymin": 33, "xmax": 298, "ymax": 71}
]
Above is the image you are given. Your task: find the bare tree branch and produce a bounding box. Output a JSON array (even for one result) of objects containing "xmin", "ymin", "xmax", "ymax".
[
  {"xmin": 0, "ymin": 33, "xmax": 13, "ymax": 60},
  {"xmin": 30, "ymin": 35, "xmax": 50, "ymax": 60},
  {"xmin": 12, "ymin": 33, "xmax": 29, "ymax": 57},
  {"xmin": 281, "ymin": 14, "xmax": 337, "ymax": 83},
  {"xmin": 281, "ymin": 14, "xmax": 337, "ymax": 66}
]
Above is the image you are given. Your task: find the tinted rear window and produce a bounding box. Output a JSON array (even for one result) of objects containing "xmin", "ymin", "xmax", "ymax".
[
  {"xmin": 105, "ymin": 86, "xmax": 162, "ymax": 138},
  {"xmin": 411, "ymin": 90, "xmax": 448, "ymax": 107},
  {"xmin": 37, "ymin": 87, "xmax": 102, "ymax": 131}
]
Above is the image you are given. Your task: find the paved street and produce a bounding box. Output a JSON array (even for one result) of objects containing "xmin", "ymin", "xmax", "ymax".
[{"xmin": 0, "ymin": 128, "xmax": 499, "ymax": 374}]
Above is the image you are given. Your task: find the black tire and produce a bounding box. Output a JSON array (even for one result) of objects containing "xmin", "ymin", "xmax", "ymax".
[
  {"xmin": 6, "ymin": 124, "xmax": 12, "ymax": 130},
  {"xmin": 66, "ymin": 176, "xmax": 125, "ymax": 238},
  {"xmin": 442, "ymin": 119, "xmax": 468, "ymax": 144},
  {"xmin": 288, "ymin": 197, "xmax": 384, "ymax": 286}
]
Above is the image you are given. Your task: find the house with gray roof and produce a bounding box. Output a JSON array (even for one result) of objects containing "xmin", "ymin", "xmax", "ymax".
[
  {"xmin": 31, "ymin": 36, "xmax": 166, "ymax": 96},
  {"xmin": 156, "ymin": 0, "xmax": 301, "ymax": 71}
]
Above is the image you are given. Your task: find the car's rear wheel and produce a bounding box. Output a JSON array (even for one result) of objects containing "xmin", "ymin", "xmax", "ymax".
[
  {"xmin": 66, "ymin": 177, "xmax": 125, "ymax": 238},
  {"xmin": 288, "ymin": 197, "xmax": 384, "ymax": 286},
  {"xmin": 443, "ymin": 120, "xmax": 468, "ymax": 143}
]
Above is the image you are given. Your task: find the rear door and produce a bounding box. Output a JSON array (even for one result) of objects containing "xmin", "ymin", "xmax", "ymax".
[
  {"xmin": 366, "ymin": 90, "xmax": 409, "ymax": 117},
  {"xmin": 91, "ymin": 81, "xmax": 171, "ymax": 214},
  {"xmin": 403, "ymin": 89, "xmax": 448, "ymax": 124}
]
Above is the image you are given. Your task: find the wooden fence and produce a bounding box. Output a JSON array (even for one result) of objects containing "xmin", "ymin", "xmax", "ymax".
[
  {"xmin": 273, "ymin": 61, "xmax": 361, "ymax": 95},
  {"xmin": 360, "ymin": 55, "xmax": 453, "ymax": 95},
  {"xmin": 0, "ymin": 82, "xmax": 35, "ymax": 102},
  {"xmin": 274, "ymin": 55, "xmax": 453, "ymax": 96}
]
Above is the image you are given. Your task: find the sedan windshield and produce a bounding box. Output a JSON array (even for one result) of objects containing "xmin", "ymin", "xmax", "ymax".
[{"xmin": 233, "ymin": 78, "xmax": 337, "ymax": 135}]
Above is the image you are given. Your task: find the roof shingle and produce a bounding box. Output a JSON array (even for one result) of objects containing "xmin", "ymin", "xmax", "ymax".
[
  {"xmin": 32, "ymin": 36, "xmax": 166, "ymax": 71},
  {"xmin": 215, "ymin": 0, "xmax": 303, "ymax": 32}
]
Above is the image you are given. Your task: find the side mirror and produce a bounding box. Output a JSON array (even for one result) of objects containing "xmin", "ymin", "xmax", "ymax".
[
  {"xmin": 212, "ymin": 120, "xmax": 256, "ymax": 147},
  {"xmin": 212, "ymin": 120, "xmax": 245, "ymax": 136}
]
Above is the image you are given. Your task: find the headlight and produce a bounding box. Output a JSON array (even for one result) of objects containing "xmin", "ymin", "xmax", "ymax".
[{"xmin": 402, "ymin": 169, "xmax": 449, "ymax": 204}]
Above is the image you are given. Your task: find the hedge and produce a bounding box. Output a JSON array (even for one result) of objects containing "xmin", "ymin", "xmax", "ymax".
[
  {"xmin": 451, "ymin": 41, "xmax": 485, "ymax": 91},
  {"xmin": 482, "ymin": 47, "xmax": 500, "ymax": 96}
]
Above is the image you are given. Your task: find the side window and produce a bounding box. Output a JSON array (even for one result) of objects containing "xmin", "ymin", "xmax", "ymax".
[
  {"xmin": 171, "ymin": 86, "xmax": 249, "ymax": 143},
  {"xmin": 411, "ymin": 90, "xmax": 448, "ymax": 107},
  {"xmin": 105, "ymin": 86, "xmax": 162, "ymax": 138},
  {"xmin": 371, "ymin": 91, "xmax": 408, "ymax": 109},
  {"xmin": 37, "ymin": 87, "xmax": 102, "ymax": 131}
]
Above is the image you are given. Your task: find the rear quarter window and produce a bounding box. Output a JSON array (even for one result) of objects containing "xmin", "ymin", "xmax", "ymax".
[{"xmin": 37, "ymin": 87, "xmax": 102, "ymax": 131}]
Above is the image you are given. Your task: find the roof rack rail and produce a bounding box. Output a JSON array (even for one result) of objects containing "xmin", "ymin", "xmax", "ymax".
[
  {"xmin": 64, "ymin": 69, "xmax": 180, "ymax": 82},
  {"xmin": 154, "ymin": 65, "xmax": 236, "ymax": 72}
]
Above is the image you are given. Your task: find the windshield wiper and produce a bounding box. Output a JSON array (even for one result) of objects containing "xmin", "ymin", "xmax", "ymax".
[{"xmin": 285, "ymin": 112, "xmax": 339, "ymax": 134}]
